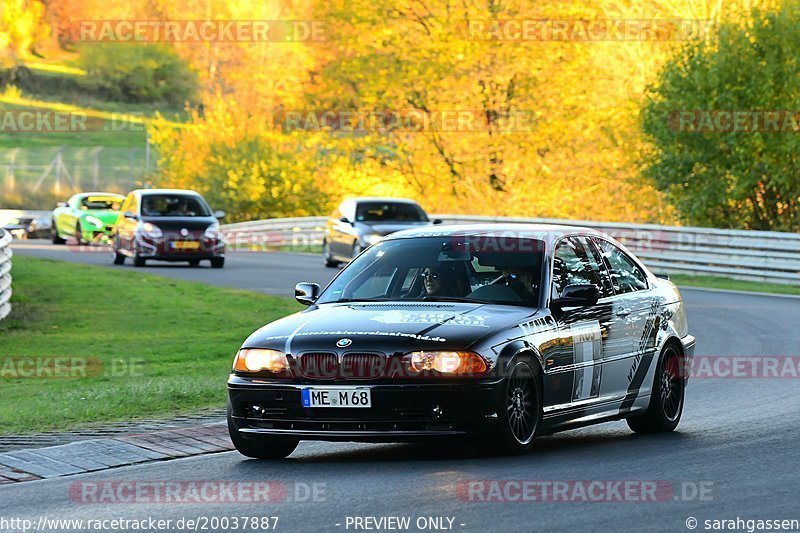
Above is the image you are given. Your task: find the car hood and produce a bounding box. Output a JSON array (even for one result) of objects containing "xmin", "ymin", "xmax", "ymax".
[
  {"xmin": 357, "ymin": 221, "xmax": 431, "ymax": 236},
  {"xmin": 82, "ymin": 211, "xmax": 121, "ymax": 224},
  {"xmin": 242, "ymin": 302, "xmax": 540, "ymax": 355}
]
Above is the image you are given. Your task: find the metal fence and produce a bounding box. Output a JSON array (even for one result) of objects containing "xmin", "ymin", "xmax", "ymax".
[
  {"xmin": 0, "ymin": 229, "xmax": 12, "ymax": 321},
  {"xmin": 221, "ymin": 215, "xmax": 800, "ymax": 285},
  {"xmin": 1, "ymin": 146, "xmax": 149, "ymax": 208}
]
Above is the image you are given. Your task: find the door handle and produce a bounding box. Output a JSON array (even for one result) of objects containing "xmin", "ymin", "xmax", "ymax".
[{"xmin": 616, "ymin": 308, "xmax": 631, "ymax": 317}]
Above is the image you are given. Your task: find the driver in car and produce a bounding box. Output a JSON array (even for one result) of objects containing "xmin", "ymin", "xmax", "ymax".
[
  {"xmin": 422, "ymin": 266, "xmax": 456, "ymax": 297},
  {"xmin": 167, "ymin": 199, "xmax": 191, "ymax": 216},
  {"xmin": 498, "ymin": 268, "xmax": 537, "ymax": 301}
]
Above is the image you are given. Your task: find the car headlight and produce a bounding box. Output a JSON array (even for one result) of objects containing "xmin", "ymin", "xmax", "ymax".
[
  {"xmin": 85, "ymin": 215, "xmax": 104, "ymax": 228},
  {"xmin": 204, "ymin": 223, "xmax": 221, "ymax": 240},
  {"xmin": 401, "ymin": 351, "xmax": 488, "ymax": 376},
  {"xmin": 364, "ymin": 233, "xmax": 383, "ymax": 245},
  {"xmin": 234, "ymin": 348, "xmax": 290, "ymax": 374},
  {"xmin": 139, "ymin": 222, "xmax": 163, "ymax": 239}
]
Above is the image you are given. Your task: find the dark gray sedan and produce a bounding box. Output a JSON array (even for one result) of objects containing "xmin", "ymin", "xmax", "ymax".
[{"xmin": 322, "ymin": 197, "xmax": 440, "ymax": 267}]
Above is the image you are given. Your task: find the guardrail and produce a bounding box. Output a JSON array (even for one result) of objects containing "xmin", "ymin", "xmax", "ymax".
[
  {"xmin": 221, "ymin": 215, "xmax": 800, "ymax": 285},
  {"xmin": 0, "ymin": 229, "xmax": 12, "ymax": 320}
]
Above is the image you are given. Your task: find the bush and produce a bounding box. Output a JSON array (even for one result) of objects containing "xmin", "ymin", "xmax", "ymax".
[
  {"xmin": 78, "ymin": 43, "xmax": 197, "ymax": 104},
  {"xmin": 149, "ymin": 100, "xmax": 333, "ymax": 222}
]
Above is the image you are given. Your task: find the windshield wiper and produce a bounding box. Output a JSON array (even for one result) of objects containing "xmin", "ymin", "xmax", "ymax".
[
  {"xmin": 420, "ymin": 296, "xmax": 487, "ymax": 304},
  {"xmin": 333, "ymin": 297, "xmax": 394, "ymax": 303}
]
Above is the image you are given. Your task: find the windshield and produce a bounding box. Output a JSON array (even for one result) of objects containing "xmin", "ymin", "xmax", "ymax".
[
  {"xmin": 355, "ymin": 202, "xmax": 428, "ymax": 223},
  {"xmin": 81, "ymin": 196, "xmax": 123, "ymax": 211},
  {"xmin": 318, "ymin": 236, "xmax": 544, "ymax": 306},
  {"xmin": 140, "ymin": 194, "xmax": 211, "ymax": 217}
]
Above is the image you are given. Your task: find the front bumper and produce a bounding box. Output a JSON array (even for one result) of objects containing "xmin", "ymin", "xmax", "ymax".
[
  {"xmin": 136, "ymin": 237, "xmax": 224, "ymax": 260},
  {"xmin": 681, "ymin": 334, "xmax": 696, "ymax": 383},
  {"xmin": 227, "ymin": 375, "xmax": 504, "ymax": 442}
]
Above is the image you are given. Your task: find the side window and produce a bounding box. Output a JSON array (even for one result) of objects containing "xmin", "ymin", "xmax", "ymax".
[
  {"xmin": 467, "ymin": 256, "xmax": 499, "ymax": 291},
  {"xmin": 577, "ymin": 236, "xmax": 614, "ymax": 297},
  {"xmin": 594, "ymin": 239, "xmax": 648, "ymax": 294},
  {"xmin": 552, "ymin": 237, "xmax": 609, "ymax": 299},
  {"xmin": 400, "ymin": 268, "xmax": 420, "ymax": 293}
]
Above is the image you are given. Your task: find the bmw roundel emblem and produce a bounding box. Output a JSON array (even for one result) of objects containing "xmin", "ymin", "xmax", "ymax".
[
  {"xmin": 180, "ymin": 228, "xmax": 189, "ymax": 237},
  {"xmin": 336, "ymin": 338, "xmax": 352, "ymax": 348}
]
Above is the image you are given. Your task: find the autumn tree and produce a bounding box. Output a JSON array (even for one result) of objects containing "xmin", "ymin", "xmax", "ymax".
[
  {"xmin": 0, "ymin": 0, "xmax": 49, "ymax": 58},
  {"xmin": 309, "ymin": 0, "xmax": 690, "ymax": 220}
]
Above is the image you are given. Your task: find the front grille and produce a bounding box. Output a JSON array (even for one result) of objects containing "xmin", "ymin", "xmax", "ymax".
[
  {"xmin": 341, "ymin": 353, "xmax": 385, "ymax": 379},
  {"xmin": 296, "ymin": 352, "xmax": 387, "ymax": 380},
  {"xmin": 297, "ymin": 352, "xmax": 339, "ymax": 379}
]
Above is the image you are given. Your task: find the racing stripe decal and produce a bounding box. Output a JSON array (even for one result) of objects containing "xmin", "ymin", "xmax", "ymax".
[{"xmin": 619, "ymin": 299, "xmax": 661, "ymax": 414}]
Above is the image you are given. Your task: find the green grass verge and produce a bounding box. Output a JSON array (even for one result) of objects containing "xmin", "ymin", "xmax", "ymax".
[
  {"xmin": 0, "ymin": 256, "xmax": 301, "ymax": 434},
  {"xmin": 670, "ymin": 274, "xmax": 800, "ymax": 296}
]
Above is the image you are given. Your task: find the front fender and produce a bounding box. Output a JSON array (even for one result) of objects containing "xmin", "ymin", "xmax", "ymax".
[
  {"xmin": 654, "ymin": 299, "xmax": 694, "ymax": 383},
  {"xmin": 492, "ymin": 340, "xmax": 544, "ymax": 378}
]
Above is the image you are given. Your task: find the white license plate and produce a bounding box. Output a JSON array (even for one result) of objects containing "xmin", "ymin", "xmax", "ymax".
[{"xmin": 301, "ymin": 387, "xmax": 372, "ymax": 408}]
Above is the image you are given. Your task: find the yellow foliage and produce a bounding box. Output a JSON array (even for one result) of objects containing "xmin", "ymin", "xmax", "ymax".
[
  {"xmin": 0, "ymin": 0, "xmax": 48, "ymax": 57},
  {"xmin": 25, "ymin": 0, "xmax": 778, "ymax": 223}
]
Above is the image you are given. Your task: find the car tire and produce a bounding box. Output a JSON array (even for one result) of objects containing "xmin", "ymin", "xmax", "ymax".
[
  {"xmin": 322, "ymin": 241, "xmax": 340, "ymax": 268},
  {"xmin": 188, "ymin": 259, "xmax": 200, "ymax": 267},
  {"xmin": 133, "ymin": 251, "xmax": 146, "ymax": 267},
  {"xmin": 52, "ymin": 220, "xmax": 66, "ymax": 244},
  {"xmin": 493, "ymin": 358, "xmax": 542, "ymax": 455},
  {"xmin": 75, "ymin": 223, "xmax": 86, "ymax": 245},
  {"xmin": 211, "ymin": 257, "xmax": 225, "ymax": 268},
  {"xmin": 227, "ymin": 402, "xmax": 298, "ymax": 459},
  {"xmin": 112, "ymin": 234, "xmax": 125, "ymax": 265},
  {"xmin": 626, "ymin": 344, "xmax": 684, "ymax": 434}
]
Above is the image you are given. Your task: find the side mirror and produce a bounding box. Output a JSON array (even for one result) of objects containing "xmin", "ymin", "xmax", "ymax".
[
  {"xmin": 339, "ymin": 216, "xmax": 351, "ymax": 224},
  {"xmin": 56, "ymin": 202, "xmax": 68, "ymax": 208},
  {"xmin": 432, "ymin": 218, "xmax": 443, "ymax": 225},
  {"xmin": 295, "ymin": 282, "xmax": 320, "ymax": 306},
  {"xmin": 123, "ymin": 211, "xmax": 138, "ymax": 220},
  {"xmin": 551, "ymin": 284, "xmax": 599, "ymax": 309},
  {"xmin": 214, "ymin": 210, "xmax": 226, "ymax": 220}
]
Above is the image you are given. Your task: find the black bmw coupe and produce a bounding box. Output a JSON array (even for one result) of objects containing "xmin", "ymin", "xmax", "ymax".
[{"xmin": 227, "ymin": 224, "xmax": 695, "ymax": 458}]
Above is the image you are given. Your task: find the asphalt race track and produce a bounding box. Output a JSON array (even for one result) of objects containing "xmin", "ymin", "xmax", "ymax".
[
  {"xmin": 10, "ymin": 240, "xmax": 334, "ymax": 297},
  {"xmin": 3, "ymin": 240, "xmax": 800, "ymax": 532}
]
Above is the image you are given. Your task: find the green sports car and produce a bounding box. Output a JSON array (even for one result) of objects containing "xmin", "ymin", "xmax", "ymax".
[{"xmin": 52, "ymin": 192, "xmax": 125, "ymax": 245}]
